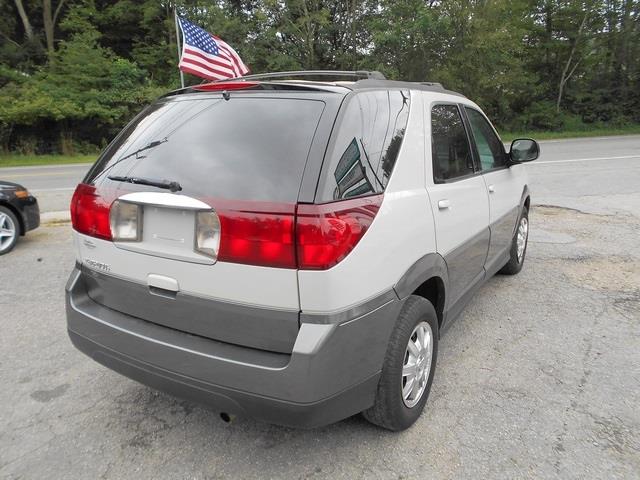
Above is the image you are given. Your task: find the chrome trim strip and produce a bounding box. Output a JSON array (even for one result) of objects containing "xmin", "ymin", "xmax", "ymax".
[{"xmin": 118, "ymin": 191, "xmax": 212, "ymax": 210}]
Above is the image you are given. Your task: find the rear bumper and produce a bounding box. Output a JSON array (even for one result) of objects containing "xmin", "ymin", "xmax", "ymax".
[{"xmin": 66, "ymin": 267, "xmax": 402, "ymax": 428}]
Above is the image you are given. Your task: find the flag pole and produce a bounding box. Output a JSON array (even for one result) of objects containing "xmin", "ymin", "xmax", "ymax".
[{"xmin": 174, "ymin": 8, "xmax": 185, "ymax": 88}]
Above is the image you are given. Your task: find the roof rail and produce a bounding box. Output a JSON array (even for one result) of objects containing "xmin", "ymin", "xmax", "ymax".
[
  {"xmin": 420, "ymin": 82, "xmax": 444, "ymax": 89},
  {"xmin": 214, "ymin": 70, "xmax": 386, "ymax": 83}
]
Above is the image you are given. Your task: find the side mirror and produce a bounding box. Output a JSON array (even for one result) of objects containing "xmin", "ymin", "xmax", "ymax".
[{"xmin": 509, "ymin": 138, "xmax": 540, "ymax": 163}]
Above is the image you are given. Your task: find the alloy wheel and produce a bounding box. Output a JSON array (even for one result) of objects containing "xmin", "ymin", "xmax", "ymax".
[
  {"xmin": 516, "ymin": 217, "xmax": 528, "ymax": 263},
  {"xmin": 0, "ymin": 212, "xmax": 17, "ymax": 253},
  {"xmin": 401, "ymin": 321, "xmax": 433, "ymax": 408}
]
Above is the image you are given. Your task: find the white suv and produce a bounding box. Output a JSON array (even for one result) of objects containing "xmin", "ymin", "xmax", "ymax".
[{"xmin": 66, "ymin": 71, "xmax": 539, "ymax": 431}]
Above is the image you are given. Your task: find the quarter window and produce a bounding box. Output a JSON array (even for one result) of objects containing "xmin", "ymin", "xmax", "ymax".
[
  {"xmin": 317, "ymin": 90, "xmax": 410, "ymax": 201},
  {"xmin": 464, "ymin": 107, "xmax": 506, "ymax": 170},
  {"xmin": 431, "ymin": 105, "xmax": 474, "ymax": 182}
]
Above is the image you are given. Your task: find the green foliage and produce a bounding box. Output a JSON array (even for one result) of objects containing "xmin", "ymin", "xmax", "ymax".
[{"xmin": 0, "ymin": 0, "xmax": 638, "ymax": 153}]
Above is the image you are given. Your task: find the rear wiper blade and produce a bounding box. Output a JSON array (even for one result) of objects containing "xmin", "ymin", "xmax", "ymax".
[
  {"xmin": 92, "ymin": 138, "xmax": 169, "ymax": 183},
  {"xmin": 120, "ymin": 138, "xmax": 168, "ymax": 162},
  {"xmin": 108, "ymin": 175, "xmax": 182, "ymax": 192}
]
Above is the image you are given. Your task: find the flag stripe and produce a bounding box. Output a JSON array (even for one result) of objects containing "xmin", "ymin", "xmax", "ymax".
[
  {"xmin": 180, "ymin": 57, "xmax": 234, "ymax": 79},
  {"xmin": 218, "ymin": 42, "xmax": 249, "ymax": 74},
  {"xmin": 183, "ymin": 44, "xmax": 234, "ymax": 68},
  {"xmin": 211, "ymin": 34, "xmax": 248, "ymax": 74},
  {"xmin": 180, "ymin": 64, "xmax": 232, "ymax": 81},
  {"xmin": 217, "ymin": 43, "xmax": 245, "ymax": 75},
  {"xmin": 182, "ymin": 49, "xmax": 234, "ymax": 73}
]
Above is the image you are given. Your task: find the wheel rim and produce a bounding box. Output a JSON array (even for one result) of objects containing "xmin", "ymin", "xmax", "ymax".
[
  {"xmin": 0, "ymin": 212, "xmax": 17, "ymax": 253},
  {"xmin": 401, "ymin": 321, "xmax": 433, "ymax": 408},
  {"xmin": 516, "ymin": 217, "xmax": 528, "ymax": 263}
]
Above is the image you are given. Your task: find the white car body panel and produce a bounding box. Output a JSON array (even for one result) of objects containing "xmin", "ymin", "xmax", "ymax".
[
  {"xmin": 425, "ymin": 177, "xmax": 490, "ymax": 255},
  {"xmin": 298, "ymin": 92, "xmax": 437, "ymax": 313},
  {"xmin": 74, "ymin": 230, "xmax": 299, "ymax": 310}
]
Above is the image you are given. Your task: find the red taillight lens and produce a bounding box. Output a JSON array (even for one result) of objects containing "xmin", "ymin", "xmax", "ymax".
[
  {"xmin": 70, "ymin": 183, "xmax": 113, "ymax": 240},
  {"xmin": 217, "ymin": 203, "xmax": 296, "ymax": 269},
  {"xmin": 69, "ymin": 185, "xmax": 382, "ymax": 270},
  {"xmin": 296, "ymin": 194, "xmax": 383, "ymax": 270}
]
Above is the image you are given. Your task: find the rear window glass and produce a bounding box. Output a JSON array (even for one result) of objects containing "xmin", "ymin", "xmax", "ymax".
[
  {"xmin": 316, "ymin": 90, "xmax": 410, "ymax": 202},
  {"xmin": 86, "ymin": 96, "xmax": 325, "ymax": 202}
]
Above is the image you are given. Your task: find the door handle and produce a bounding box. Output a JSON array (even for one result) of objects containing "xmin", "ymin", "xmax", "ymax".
[
  {"xmin": 488, "ymin": 184, "xmax": 495, "ymax": 193},
  {"xmin": 438, "ymin": 199, "xmax": 450, "ymax": 210}
]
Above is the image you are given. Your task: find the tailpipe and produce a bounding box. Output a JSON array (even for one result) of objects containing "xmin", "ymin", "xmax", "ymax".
[{"xmin": 219, "ymin": 412, "xmax": 236, "ymax": 424}]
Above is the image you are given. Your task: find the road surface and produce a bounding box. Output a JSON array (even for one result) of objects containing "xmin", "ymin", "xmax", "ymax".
[{"xmin": 0, "ymin": 135, "xmax": 638, "ymax": 214}]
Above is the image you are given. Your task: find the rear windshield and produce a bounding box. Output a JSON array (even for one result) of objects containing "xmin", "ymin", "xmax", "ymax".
[{"xmin": 86, "ymin": 96, "xmax": 325, "ymax": 202}]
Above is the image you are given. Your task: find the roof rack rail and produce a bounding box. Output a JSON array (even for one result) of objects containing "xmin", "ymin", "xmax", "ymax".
[
  {"xmin": 214, "ymin": 70, "xmax": 386, "ymax": 83},
  {"xmin": 420, "ymin": 82, "xmax": 444, "ymax": 89}
]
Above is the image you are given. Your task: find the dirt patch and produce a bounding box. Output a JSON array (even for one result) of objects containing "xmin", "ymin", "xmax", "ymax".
[
  {"xmin": 534, "ymin": 205, "xmax": 633, "ymax": 225},
  {"xmin": 562, "ymin": 255, "xmax": 640, "ymax": 294}
]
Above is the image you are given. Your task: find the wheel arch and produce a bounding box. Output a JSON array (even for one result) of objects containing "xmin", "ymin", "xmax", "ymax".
[
  {"xmin": 520, "ymin": 185, "xmax": 531, "ymax": 212},
  {"xmin": 394, "ymin": 253, "xmax": 448, "ymax": 328}
]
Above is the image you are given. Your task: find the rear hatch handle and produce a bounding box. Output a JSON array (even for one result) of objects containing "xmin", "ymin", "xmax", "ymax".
[{"xmin": 147, "ymin": 274, "xmax": 180, "ymax": 299}]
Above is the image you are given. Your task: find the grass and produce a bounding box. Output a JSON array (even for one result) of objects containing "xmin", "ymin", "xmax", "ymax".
[
  {"xmin": 0, "ymin": 154, "xmax": 96, "ymax": 168},
  {"xmin": 500, "ymin": 124, "xmax": 640, "ymax": 143}
]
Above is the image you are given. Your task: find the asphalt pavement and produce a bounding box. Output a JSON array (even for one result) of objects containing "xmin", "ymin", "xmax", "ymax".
[
  {"xmin": 0, "ymin": 163, "xmax": 90, "ymax": 213},
  {"xmin": 1, "ymin": 136, "xmax": 639, "ymax": 479},
  {"xmin": 0, "ymin": 134, "xmax": 639, "ymax": 215}
]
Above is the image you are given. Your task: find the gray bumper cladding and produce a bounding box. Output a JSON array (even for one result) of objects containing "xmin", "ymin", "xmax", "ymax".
[{"xmin": 65, "ymin": 267, "xmax": 403, "ymax": 428}]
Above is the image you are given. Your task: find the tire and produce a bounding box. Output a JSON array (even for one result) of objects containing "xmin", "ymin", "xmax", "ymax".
[
  {"xmin": 363, "ymin": 296, "xmax": 439, "ymax": 431},
  {"xmin": 499, "ymin": 206, "xmax": 529, "ymax": 275},
  {"xmin": 0, "ymin": 206, "xmax": 19, "ymax": 255}
]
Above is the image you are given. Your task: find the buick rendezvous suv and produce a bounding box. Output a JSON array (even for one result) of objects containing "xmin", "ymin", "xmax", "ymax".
[{"xmin": 66, "ymin": 71, "xmax": 539, "ymax": 431}]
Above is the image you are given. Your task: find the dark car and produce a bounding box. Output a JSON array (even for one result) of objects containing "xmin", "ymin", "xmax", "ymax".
[{"xmin": 0, "ymin": 181, "xmax": 40, "ymax": 255}]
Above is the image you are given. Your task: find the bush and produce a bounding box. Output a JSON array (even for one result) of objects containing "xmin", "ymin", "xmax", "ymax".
[
  {"xmin": 0, "ymin": 31, "xmax": 163, "ymax": 154},
  {"xmin": 523, "ymin": 101, "xmax": 564, "ymax": 131}
]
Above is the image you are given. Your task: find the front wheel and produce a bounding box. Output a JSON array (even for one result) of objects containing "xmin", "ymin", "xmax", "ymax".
[
  {"xmin": 362, "ymin": 296, "xmax": 438, "ymax": 431},
  {"xmin": 0, "ymin": 206, "xmax": 19, "ymax": 255},
  {"xmin": 499, "ymin": 206, "xmax": 529, "ymax": 275}
]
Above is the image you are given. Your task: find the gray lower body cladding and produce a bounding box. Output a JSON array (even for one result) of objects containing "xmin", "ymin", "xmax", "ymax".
[
  {"xmin": 81, "ymin": 265, "xmax": 299, "ymax": 353},
  {"xmin": 65, "ymin": 267, "xmax": 402, "ymax": 428}
]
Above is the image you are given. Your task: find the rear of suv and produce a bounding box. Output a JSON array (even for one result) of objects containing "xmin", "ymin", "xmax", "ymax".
[{"xmin": 66, "ymin": 71, "xmax": 539, "ymax": 430}]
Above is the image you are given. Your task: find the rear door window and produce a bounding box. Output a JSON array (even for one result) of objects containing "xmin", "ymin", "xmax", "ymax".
[
  {"xmin": 431, "ymin": 104, "xmax": 475, "ymax": 182},
  {"xmin": 316, "ymin": 90, "xmax": 410, "ymax": 202},
  {"xmin": 86, "ymin": 96, "xmax": 326, "ymax": 202}
]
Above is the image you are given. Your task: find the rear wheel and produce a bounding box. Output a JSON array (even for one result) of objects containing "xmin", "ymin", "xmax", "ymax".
[
  {"xmin": 363, "ymin": 296, "xmax": 438, "ymax": 431},
  {"xmin": 0, "ymin": 206, "xmax": 19, "ymax": 255},
  {"xmin": 499, "ymin": 206, "xmax": 529, "ymax": 275}
]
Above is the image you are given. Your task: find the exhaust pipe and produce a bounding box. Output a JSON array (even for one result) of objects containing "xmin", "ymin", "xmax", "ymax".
[{"xmin": 219, "ymin": 412, "xmax": 236, "ymax": 424}]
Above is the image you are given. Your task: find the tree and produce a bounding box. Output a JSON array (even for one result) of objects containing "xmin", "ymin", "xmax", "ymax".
[
  {"xmin": 43, "ymin": 0, "xmax": 68, "ymax": 53},
  {"xmin": 13, "ymin": 0, "xmax": 34, "ymax": 41}
]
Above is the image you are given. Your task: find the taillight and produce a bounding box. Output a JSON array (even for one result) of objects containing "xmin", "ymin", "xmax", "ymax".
[
  {"xmin": 70, "ymin": 183, "xmax": 113, "ymax": 240},
  {"xmin": 70, "ymin": 184, "xmax": 382, "ymax": 270},
  {"xmin": 217, "ymin": 204, "xmax": 296, "ymax": 269},
  {"xmin": 296, "ymin": 194, "xmax": 383, "ymax": 270}
]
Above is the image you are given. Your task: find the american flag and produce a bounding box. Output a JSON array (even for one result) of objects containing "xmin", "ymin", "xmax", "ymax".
[{"xmin": 178, "ymin": 17, "xmax": 249, "ymax": 80}]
